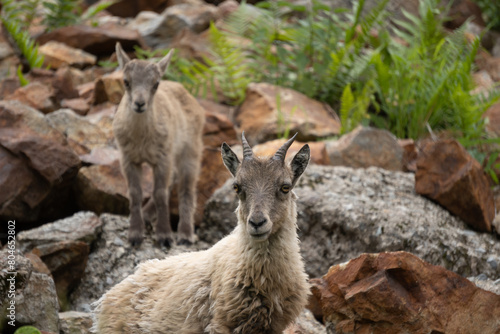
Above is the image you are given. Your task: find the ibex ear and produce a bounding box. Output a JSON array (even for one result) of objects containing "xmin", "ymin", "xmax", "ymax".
[
  {"xmin": 115, "ymin": 42, "xmax": 130, "ymax": 70},
  {"xmin": 291, "ymin": 144, "xmax": 310, "ymax": 186},
  {"xmin": 158, "ymin": 49, "xmax": 174, "ymax": 75},
  {"xmin": 221, "ymin": 143, "xmax": 240, "ymax": 177}
]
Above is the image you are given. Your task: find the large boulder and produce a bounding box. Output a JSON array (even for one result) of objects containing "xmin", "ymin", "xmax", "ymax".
[
  {"xmin": 0, "ymin": 101, "xmax": 81, "ymax": 225},
  {"xmin": 5, "ymin": 82, "xmax": 58, "ymax": 114},
  {"xmin": 325, "ymin": 126, "xmax": 403, "ymax": 171},
  {"xmin": 202, "ymin": 165, "xmax": 500, "ymax": 280},
  {"xmin": 415, "ymin": 139, "xmax": 495, "ymax": 232},
  {"xmin": 310, "ymin": 252, "xmax": 500, "ymax": 334},
  {"xmin": 234, "ymin": 83, "xmax": 341, "ymax": 145}
]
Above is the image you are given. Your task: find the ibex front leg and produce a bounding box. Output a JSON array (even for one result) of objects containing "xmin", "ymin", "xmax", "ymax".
[
  {"xmin": 124, "ymin": 161, "xmax": 145, "ymax": 246},
  {"xmin": 153, "ymin": 164, "xmax": 174, "ymax": 247}
]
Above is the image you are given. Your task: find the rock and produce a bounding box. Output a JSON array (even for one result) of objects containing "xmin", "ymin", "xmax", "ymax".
[
  {"xmin": 74, "ymin": 161, "xmax": 153, "ymax": 215},
  {"xmin": 235, "ymin": 83, "xmax": 340, "ymax": 145},
  {"xmin": 79, "ymin": 146, "xmax": 121, "ymax": 165},
  {"xmin": 253, "ymin": 139, "xmax": 330, "ymax": 165},
  {"xmin": 60, "ymin": 98, "xmax": 90, "ymax": 116},
  {"xmin": 444, "ymin": 0, "xmax": 485, "ymax": 29},
  {"xmin": 46, "ymin": 108, "xmax": 112, "ymax": 155},
  {"xmin": 70, "ymin": 214, "xmax": 211, "ymax": 311},
  {"xmin": 36, "ymin": 23, "xmax": 147, "ymax": 57},
  {"xmin": 91, "ymin": 70, "xmax": 125, "ymax": 105},
  {"xmin": 17, "ymin": 211, "xmax": 102, "ymax": 252},
  {"xmin": 138, "ymin": 3, "xmax": 218, "ymax": 49},
  {"xmin": 59, "ymin": 311, "xmax": 93, "ymax": 334},
  {"xmin": 475, "ymin": 49, "xmax": 500, "ymax": 82},
  {"xmin": 25, "ymin": 252, "xmax": 52, "ymax": 275},
  {"xmin": 5, "ymin": 82, "xmax": 57, "ymax": 114},
  {"xmin": 0, "ymin": 77, "xmax": 21, "ymax": 99},
  {"xmin": 398, "ymin": 138, "xmax": 417, "ymax": 172},
  {"xmin": 0, "ymin": 250, "xmax": 59, "ymax": 333},
  {"xmin": 39, "ymin": 41, "xmax": 97, "ymax": 69},
  {"xmin": 415, "ymin": 139, "xmax": 495, "ymax": 232},
  {"xmin": 31, "ymin": 241, "xmax": 89, "ymax": 311},
  {"xmin": 106, "ymin": 0, "xmax": 204, "ymax": 18},
  {"xmin": 15, "ymin": 272, "xmax": 60, "ymax": 332},
  {"xmin": 284, "ymin": 309, "xmax": 326, "ymax": 334},
  {"xmin": 0, "ymin": 101, "xmax": 81, "ymax": 224},
  {"xmin": 325, "ymin": 126, "xmax": 403, "ymax": 171},
  {"xmin": 484, "ymin": 101, "xmax": 500, "ymax": 137},
  {"xmin": 169, "ymin": 28, "xmax": 212, "ymax": 61},
  {"xmin": 472, "ymin": 70, "xmax": 494, "ymax": 96},
  {"xmin": 202, "ymin": 108, "xmax": 237, "ymax": 147},
  {"xmin": 202, "ymin": 165, "xmax": 500, "ymax": 280},
  {"xmin": 197, "ymin": 97, "xmax": 232, "ymax": 119},
  {"xmin": 310, "ymin": 251, "xmax": 500, "ymax": 334}
]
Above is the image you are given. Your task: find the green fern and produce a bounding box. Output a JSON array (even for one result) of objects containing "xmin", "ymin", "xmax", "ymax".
[
  {"xmin": 207, "ymin": 22, "xmax": 253, "ymax": 105},
  {"xmin": 1, "ymin": 0, "xmax": 45, "ymax": 69}
]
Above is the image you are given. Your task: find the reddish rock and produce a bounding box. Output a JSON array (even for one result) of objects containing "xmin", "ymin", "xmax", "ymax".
[
  {"xmin": 484, "ymin": 101, "xmax": 500, "ymax": 137},
  {"xmin": 475, "ymin": 49, "xmax": 500, "ymax": 82},
  {"xmin": 5, "ymin": 82, "xmax": 57, "ymax": 114},
  {"xmin": 32, "ymin": 241, "xmax": 89, "ymax": 310},
  {"xmin": 106, "ymin": 0, "xmax": 173, "ymax": 17},
  {"xmin": 310, "ymin": 251, "xmax": 500, "ymax": 334},
  {"xmin": 0, "ymin": 101, "xmax": 81, "ymax": 223},
  {"xmin": 415, "ymin": 139, "xmax": 495, "ymax": 232},
  {"xmin": 39, "ymin": 41, "xmax": 97, "ymax": 69},
  {"xmin": 61, "ymin": 98, "xmax": 90, "ymax": 116},
  {"xmin": 25, "ymin": 252, "xmax": 52, "ymax": 275},
  {"xmin": 235, "ymin": 83, "xmax": 340, "ymax": 145},
  {"xmin": 203, "ymin": 108, "xmax": 237, "ymax": 146},
  {"xmin": 36, "ymin": 23, "xmax": 147, "ymax": 57},
  {"xmin": 170, "ymin": 28, "xmax": 212, "ymax": 61},
  {"xmin": 398, "ymin": 138, "xmax": 418, "ymax": 172},
  {"xmin": 254, "ymin": 139, "xmax": 330, "ymax": 165},
  {"xmin": 325, "ymin": 126, "xmax": 403, "ymax": 171},
  {"xmin": 197, "ymin": 98, "xmax": 232, "ymax": 118},
  {"xmin": 444, "ymin": 0, "xmax": 485, "ymax": 29},
  {"xmin": 92, "ymin": 70, "xmax": 125, "ymax": 105},
  {"xmin": 0, "ymin": 77, "xmax": 21, "ymax": 99},
  {"xmin": 79, "ymin": 146, "xmax": 121, "ymax": 165}
]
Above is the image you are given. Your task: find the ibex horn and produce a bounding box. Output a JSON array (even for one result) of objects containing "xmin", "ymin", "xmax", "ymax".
[
  {"xmin": 242, "ymin": 132, "xmax": 253, "ymax": 160},
  {"xmin": 273, "ymin": 133, "xmax": 298, "ymax": 162}
]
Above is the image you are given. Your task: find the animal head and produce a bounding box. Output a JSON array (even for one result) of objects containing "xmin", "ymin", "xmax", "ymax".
[
  {"xmin": 115, "ymin": 42, "xmax": 173, "ymax": 114},
  {"xmin": 221, "ymin": 133, "xmax": 310, "ymax": 242}
]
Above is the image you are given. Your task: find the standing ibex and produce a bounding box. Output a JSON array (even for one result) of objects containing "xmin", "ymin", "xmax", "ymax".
[
  {"xmin": 93, "ymin": 133, "xmax": 311, "ymax": 333},
  {"xmin": 113, "ymin": 43, "xmax": 205, "ymax": 247}
]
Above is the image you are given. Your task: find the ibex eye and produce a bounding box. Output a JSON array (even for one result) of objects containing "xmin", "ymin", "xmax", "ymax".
[
  {"xmin": 124, "ymin": 79, "xmax": 130, "ymax": 88},
  {"xmin": 281, "ymin": 185, "xmax": 291, "ymax": 193},
  {"xmin": 233, "ymin": 184, "xmax": 240, "ymax": 193},
  {"xmin": 153, "ymin": 82, "xmax": 159, "ymax": 91}
]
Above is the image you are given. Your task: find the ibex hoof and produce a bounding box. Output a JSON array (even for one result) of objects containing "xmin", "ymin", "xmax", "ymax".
[
  {"xmin": 129, "ymin": 234, "xmax": 144, "ymax": 247},
  {"xmin": 177, "ymin": 238, "xmax": 193, "ymax": 246},
  {"xmin": 156, "ymin": 236, "xmax": 174, "ymax": 248}
]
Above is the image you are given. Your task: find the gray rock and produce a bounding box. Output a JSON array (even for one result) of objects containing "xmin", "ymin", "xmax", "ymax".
[
  {"xmin": 17, "ymin": 211, "xmax": 102, "ymax": 252},
  {"xmin": 138, "ymin": 3, "xmax": 218, "ymax": 49},
  {"xmin": 468, "ymin": 276, "xmax": 500, "ymax": 295},
  {"xmin": 0, "ymin": 250, "xmax": 59, "ymax": 332},
  {"xmin": 15, "ymin": 272, "xmax": 60, "ymax": 332},
  {"xmin": 70, "ymin": 214, "xmax": 212, "ymax": 311},
  {"xmin": 202, "ymin": 165, "xmax": 500, "ymax": 280},
  {"xmin": 59, "ymin": 311, "xmax": 93, "ymax": 334}
]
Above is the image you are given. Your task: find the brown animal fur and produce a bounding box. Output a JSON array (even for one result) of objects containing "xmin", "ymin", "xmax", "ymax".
[
  {"xmin": 93, "ymin": 134, "xmax": 311, "ymax": 333},
  {"xmin": 113, "ymin": 43, "xmax": 205, "ymax": 246}
]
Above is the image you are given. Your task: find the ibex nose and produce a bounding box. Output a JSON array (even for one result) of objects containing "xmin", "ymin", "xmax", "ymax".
[
  {"xmin": 249, "ymin": 218, "xmax": 267, "ymax": 229},
  {"xmin": 135, "ymin": 101, "xmax": 145, "ymax": 109}
]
